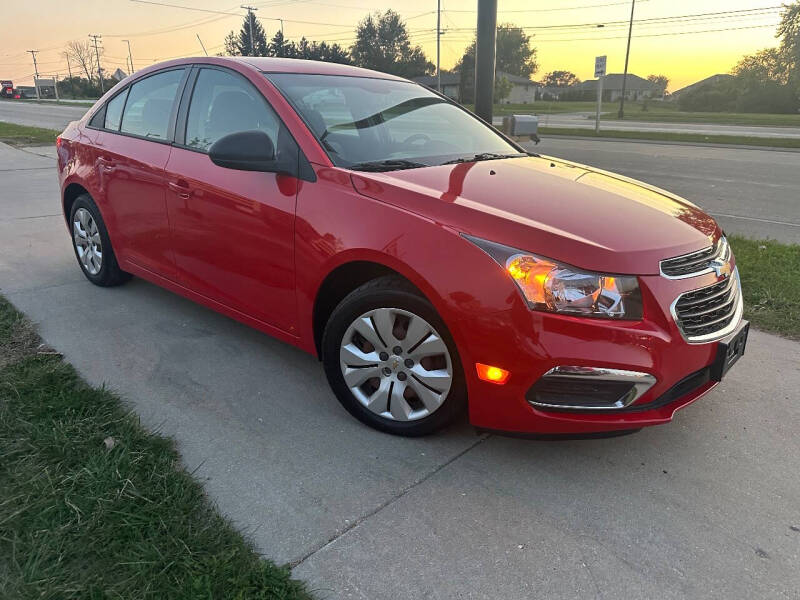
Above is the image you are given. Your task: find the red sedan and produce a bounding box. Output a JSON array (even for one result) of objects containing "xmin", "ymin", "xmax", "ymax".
[{"xmin": 56, "ymin": 57, "xmax": 747, "ymax": 437}]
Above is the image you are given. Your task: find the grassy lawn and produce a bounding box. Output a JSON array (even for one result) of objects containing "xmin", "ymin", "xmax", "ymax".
[
  {"xmin": 0, "ymin": 296, "xmax": 312, "ymax": 599},
  {"xmin": 729, "ymin": 236, "xmax": 800, "ymax": 340},
  {"xmin": 601, "ymin": 104, "xmax": 800, "ymax": 127},
  {"xmin": 0, "ymin": 121, "xmax": 60, "ymax": 146},
  {"xmin": 538, "ymin": 126, "xmax": 800, "ymax": 149},
  {"xmin": 466, "ymin": 101, "xmax": 598, "ymax": 115}
]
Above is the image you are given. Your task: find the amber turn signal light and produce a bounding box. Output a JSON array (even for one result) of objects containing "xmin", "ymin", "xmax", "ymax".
[{"xmin": 475, "ymin": 363, "xmax": 510, "ymax": 385}]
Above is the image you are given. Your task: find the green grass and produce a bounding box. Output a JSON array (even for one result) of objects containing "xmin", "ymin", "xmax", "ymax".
[
  {"xmin": 0, "ymin": 296, "xmax": 312, "ymax": 599},
  {"xmin": 729, "ymin": 236, "xmax": 800, "ymax": 340},
  {"xmin": 466, "ymin": 101, "xmax": 598, "ymax": 115},
  {"xmin": 538, "ymin": 126, "xmax": 800, "ymax": 149},
  {"xmin": 0, "ymin": 121, "xmax": 60, "ymax": 146},
  {"xmin": 601, "ymin": 104, "xmax": 800, "ymax": 127}
]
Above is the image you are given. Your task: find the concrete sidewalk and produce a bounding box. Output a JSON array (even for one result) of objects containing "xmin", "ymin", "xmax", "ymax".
[{"xmin": 1, "ymin": 142, "xmax": 798, "ymax": 599}]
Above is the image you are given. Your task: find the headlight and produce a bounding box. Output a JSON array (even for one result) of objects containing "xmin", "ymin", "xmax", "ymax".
[{"xmin": 464, "ymin": 235, "xmax": 643, "ymax": 320}]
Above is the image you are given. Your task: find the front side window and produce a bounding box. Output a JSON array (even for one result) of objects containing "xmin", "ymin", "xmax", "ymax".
[
  {"xmin": 185, "ymin": 68, "xmax": 280, "ymax": 152},
  {"xmin": 120, "ymin": 69, "xmax": 184, "ymax": 139},
  {"xmin": 266, "ymin": 73, "xmax": 522, "ymax": 168},
  {"xmin": 104, "ymin": 89, "xmax": 128, "ymax": 131}
]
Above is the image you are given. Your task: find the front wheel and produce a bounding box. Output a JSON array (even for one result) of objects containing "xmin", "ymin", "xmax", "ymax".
[{"xmin": 322, "ymin": 276, "xmax": 466, "ymax": 436}]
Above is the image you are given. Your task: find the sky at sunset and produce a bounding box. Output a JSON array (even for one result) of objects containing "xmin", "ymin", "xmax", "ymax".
[{"xmin": 0, "ymin": 0, "xmax": 787, "ymax": 92}]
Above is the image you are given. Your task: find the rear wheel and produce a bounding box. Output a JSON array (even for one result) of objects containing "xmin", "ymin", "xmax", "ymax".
[
  {"xmin": 322, "ymin": 276, "xmax": 466, "ymax": 436},
  {"xmin": 70, "ymin": 194, "xmax": 131, "ymax": 287}
]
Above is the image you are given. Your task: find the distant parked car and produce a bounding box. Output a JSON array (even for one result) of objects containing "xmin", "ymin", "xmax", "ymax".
[
  {"xmin": 55, "ymin": 57, "xmax": 747, "ymax": 437},
  {"xmin": 1, "ymin": 80, "xmax": 14, "ymax": 98}
]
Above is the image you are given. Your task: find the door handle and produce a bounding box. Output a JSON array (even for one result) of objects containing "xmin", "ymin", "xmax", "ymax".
[{"xmin": 168, "ymin": 180, "xmax": 192, "ymax": 199}]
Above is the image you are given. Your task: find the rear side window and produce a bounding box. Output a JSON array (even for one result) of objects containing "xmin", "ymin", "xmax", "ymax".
[
  {"xmin": 120, "ymin": 69, "xmax": 184, "ymax": 140},
  {"xmin": 185, "ymin": 68, "xmax": 280, "ymax": 152},
  {"xmin": 104, "ymin": 90, "xmax": 128, "ymax": 131}
]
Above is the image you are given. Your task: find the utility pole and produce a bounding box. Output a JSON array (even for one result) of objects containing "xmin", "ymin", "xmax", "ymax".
[
  {"xmin": 436, "ymin": 0, "xmax": 441, "ymax": 92},
  {"xmin": 474, "ymin": 0, "xmax": 497, "ymax": 124},
  {"xmin": 89, "ymin": 34, "xmax": 104, "ymax": 94},
  {"xmin": 617, "ymin": 0, "xmax": 635, "ymax": 119},
  {"xmin": 65, "ymin": 54, "xmax": 73, "ymax": 98},
  {"xmin": 240, "ymin": 6, "xmax": 258, "ymax": 56},
  {"xmin": 122, "ymin": 39, "xmax": 134, "ymax": 74},
  {"xmin": 27, "ymin": 50, "xmax": 41, "ymax": 100},
  {"xmin": 197, "ymin": 34, "xmax": 209, "ymax": 56}
]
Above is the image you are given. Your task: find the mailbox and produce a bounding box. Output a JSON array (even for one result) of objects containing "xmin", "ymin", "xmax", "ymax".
[{"xmin": 503, "ymin": 114, "xmax": 540, "ymax": 144}]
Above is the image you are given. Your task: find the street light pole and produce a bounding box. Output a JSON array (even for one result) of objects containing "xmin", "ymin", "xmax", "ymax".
[
  {"xmin": 617, "ymin": 0, "xmax": 635, "ymax": 119},
  {"xmin": 122, "ymin": 39, "xmax": 134, "ymax": 74}
]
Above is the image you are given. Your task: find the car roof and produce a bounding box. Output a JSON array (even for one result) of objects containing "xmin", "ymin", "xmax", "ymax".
[{"xmin": 205, "ymin": 56, "xmax": 407, "ymax": 82}]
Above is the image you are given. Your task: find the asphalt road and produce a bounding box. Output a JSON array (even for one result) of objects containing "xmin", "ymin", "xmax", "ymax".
[
  {"xmin": 529, "ymin": 137, "xmax": 800, "ymax": 244},
  {"xmin": 4, "ymin": 98, "xmax": 800, "ymax": 140},
  {"xmin": 1, "ymin": 142, "xmax": 799, "ymax": 599}
]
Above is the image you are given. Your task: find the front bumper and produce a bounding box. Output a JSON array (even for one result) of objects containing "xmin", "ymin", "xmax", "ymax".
[{"xmin": 454, "ymin": 269, "xmax": 743, "ymax": 435}]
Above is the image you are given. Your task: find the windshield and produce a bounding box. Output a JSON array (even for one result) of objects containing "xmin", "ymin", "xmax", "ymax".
[{"xmin": 265, "ymin": 73, "xmax": 523, "ymax": 170}]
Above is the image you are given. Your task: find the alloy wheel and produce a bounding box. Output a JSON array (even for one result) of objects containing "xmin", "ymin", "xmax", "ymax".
[
  {"xmin": 73, "ymin": 207, "xmax": 103, "ymax": 276},
  {"xmin": 339, "ymin": 307, "xmax": 453, "ymax": 422}
]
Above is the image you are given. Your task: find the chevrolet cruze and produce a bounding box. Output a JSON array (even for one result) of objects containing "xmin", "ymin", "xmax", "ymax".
[{"xmin": 56, "ymin": 57, "xmax": 748, "ymax": 437}]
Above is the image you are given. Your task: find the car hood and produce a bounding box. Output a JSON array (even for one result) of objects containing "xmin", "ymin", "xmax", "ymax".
[{"xmin": 350, "ymin": 155, "xmax": 720, "ymax": 275}]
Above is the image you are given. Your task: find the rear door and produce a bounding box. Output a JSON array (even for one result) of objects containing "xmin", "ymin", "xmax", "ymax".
[
  {"xmin": 90, "ymin": 67, "xmax": 187, "ymax": 279},
  {"xmin": 164, "ymin": 66, "xmax": 300, "ymax": 334}
]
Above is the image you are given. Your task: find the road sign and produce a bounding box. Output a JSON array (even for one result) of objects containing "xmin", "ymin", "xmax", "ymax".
[{"xmin": 594, "ymin": 55, "xmax": 607, "ymax": 78}]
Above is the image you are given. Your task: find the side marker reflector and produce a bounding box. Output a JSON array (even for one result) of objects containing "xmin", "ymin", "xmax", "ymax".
[{"xmin": 476, "ymin": 363, "xmax": 510, "ymax": 385}]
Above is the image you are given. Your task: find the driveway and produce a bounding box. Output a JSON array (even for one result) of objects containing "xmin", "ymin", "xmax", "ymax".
[{"xmin": 1, "ymin": 142, "xmax": 798, "ymax": 599}]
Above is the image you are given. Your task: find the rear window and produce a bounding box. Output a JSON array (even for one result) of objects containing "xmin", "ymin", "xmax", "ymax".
[
  {"xmin": 120, "ymin": 69, "xmax": 184, "ymax": 139},
  {"xmin": 104, "ymin": 90, "xmax": 128, "ymax": 131}
]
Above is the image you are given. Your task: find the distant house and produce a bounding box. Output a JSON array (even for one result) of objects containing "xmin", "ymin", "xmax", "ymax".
[
  {"xmin": 495, "ymin": 71, "xmax": 537, "ymax": 104},
  {"xmin": 574, "ymin": 73, "xmax": 658, "ymax": 101},
  {"xmin": 413, "ymin": 70, "xmax": 538, "ymax": 104},
  {"xmin": 670, "ymin": 74, "xmax": 733, "ymax": 100},
  {"xmin": 412, "ymin": 72, "xmax": 460, "ymax": 100}
]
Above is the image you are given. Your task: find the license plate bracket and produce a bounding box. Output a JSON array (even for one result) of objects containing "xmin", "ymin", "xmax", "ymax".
[{"xmin": 710, "ymin": 321, "xmax": 749, "ymax": 382}]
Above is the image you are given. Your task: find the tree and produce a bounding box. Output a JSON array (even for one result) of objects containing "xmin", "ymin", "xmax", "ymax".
[
  {"xmin": 543, "ymin": 70, "xmax": 580, "ymax": 88},
  {"xmin": 350, "ymin": 10, "xmax": 434, "ymax": 77},
  {"xmin": 268, "ymin": 30, "xmax": 297, "ymax": 58},
  {"xmin": 455, "ymin": 24, "xmax": 538, "ymax": 103},
  {"xmin": 647, "ymin": 74, "xmax": 670, "ymax": 97},
  {"xmin": 494, "ymin": 75, "xmax": 512, "ymax": 103},
  {"xmin": 296, "ymin": 38, "xmax": 351, "ymax": 64},
  {"xmin": 63, "ymin": 41, "xmax": 99, "ymax": 84},
  {"xmin": 224, "ymin": 10, "xmax": 268, "ymax": 57},
  {"xmin": 733, "ymin": 48, "xmax": 790, "ymax": 86},
  {"xmin": 777, "ymin": 1, "xmax": 800, "ymax": 86}
]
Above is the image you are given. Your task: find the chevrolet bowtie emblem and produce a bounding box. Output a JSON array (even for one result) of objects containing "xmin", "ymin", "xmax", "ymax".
[{"xmin": 710, "ymin": 258, "xmax": 732, "ymax": 279}]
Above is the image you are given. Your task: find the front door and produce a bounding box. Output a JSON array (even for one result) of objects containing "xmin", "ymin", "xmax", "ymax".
[{"xmin": 164, "ymin": 66, "xmax": 298, "ymax": 334}]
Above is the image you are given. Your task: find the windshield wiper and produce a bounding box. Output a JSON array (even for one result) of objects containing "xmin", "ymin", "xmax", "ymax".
[
  {"xmin": 349, "ymin": 159, "xmax": 429, "ymax": 172},
  {"xmin": 442, "ymin": 152, "xmax": 527, "ymax": 165}
]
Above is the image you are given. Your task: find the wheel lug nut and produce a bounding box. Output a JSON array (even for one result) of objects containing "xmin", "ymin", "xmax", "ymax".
[
  {"xmin": 397, "ymin": 372, "xmax": 407, "ymax": 381},
  {"xmin": 382, "ymin": 367, "xmax": 392, "ymax": 376},
  {"xmin": 393, "ymin": 346, "xmax": 403, "ymax": 355},
  {"xmin": 379, "ymin": 352, "xmax": 389, "ymax": 361},
  {"xmin": 404, "ymin": 358, "xmax": 414, "ymax": 368}
]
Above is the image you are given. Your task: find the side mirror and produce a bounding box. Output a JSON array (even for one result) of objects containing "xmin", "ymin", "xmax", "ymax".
[{"xmin": 208, "ymin": 130, "xmax": 277, "ymax": 172}]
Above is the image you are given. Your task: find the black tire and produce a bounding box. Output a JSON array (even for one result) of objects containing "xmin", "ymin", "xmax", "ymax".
[
  {"xmin": 69, "ymin": 193, "xmax": 131, "ymax": 287},
  {"xmin": 322, "ymin": 275, "xmax": 466, "ymax": 436}
]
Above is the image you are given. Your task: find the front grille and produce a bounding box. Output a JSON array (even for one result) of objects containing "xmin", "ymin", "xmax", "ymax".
[
  {"xmin": 673, "ymin": 271, "xmax": 741, "ymax": 341},
  {"xmin": 660, "ymin": 237, "xmax": 727, "ymax": 278}
]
